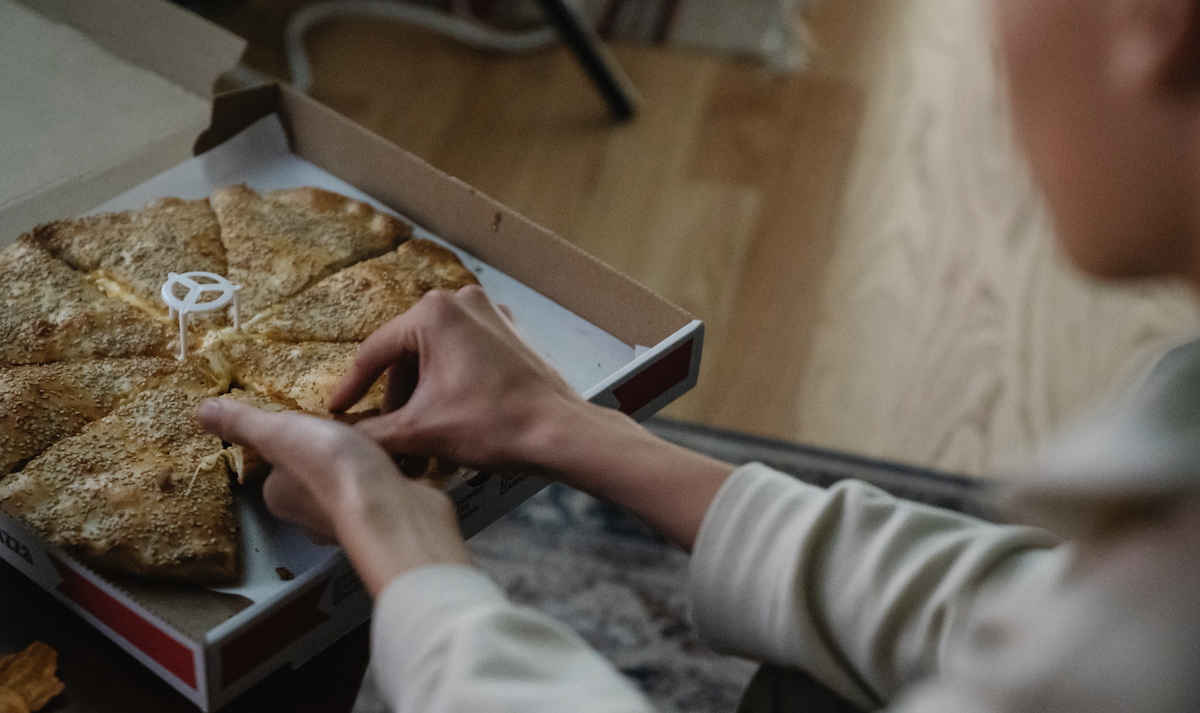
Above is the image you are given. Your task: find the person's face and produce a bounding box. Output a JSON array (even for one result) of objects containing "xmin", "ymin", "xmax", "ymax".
[{"xmin": 993, "ymin": 0, "xmax": 1199, "ymax": 281}]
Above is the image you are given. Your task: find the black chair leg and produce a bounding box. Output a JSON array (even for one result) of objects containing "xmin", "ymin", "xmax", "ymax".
[{"xmin": 532, "ymin": 0, "xmax": 639, "ymax": 121}]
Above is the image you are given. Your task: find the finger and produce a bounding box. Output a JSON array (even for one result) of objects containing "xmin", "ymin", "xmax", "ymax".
[
  {"xmin": 328, "ymin": 315, "xmax": 421, "ymax": 413},
  {"xmin": 497, "ymin": 304, "xmax": 515, "ymax": 323},
  {"xmin": 262, "ymin": 470, "xmax": 337, "ymax": 542},
  {"xmin": 198, "ymin": 399, "xmax": 333, "ymax": 467},
  {"xmin": 355, "ymin": 412, "xmax": 422, "ymax": 454},
  {"xmin": 198, "ymin": 398, "xmax": 280, "ymax": 450},
  {"xmin": 383, "ymin": 353, "xmax": 419, "ymax": 414}
]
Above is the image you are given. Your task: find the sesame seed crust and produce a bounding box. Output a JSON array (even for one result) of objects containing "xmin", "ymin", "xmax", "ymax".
[
  {"xmin": 0, "ymin": 357, "xmax": 178, "ymax": 477},
  {"xmin": 0, "ymin": 362, "xmax": 237, "ymax": 583},
  {"xmin": 212, "ymin": 184, "xmax": 410, "ymax": 317},
  {"xmin": 218, "ymin": 336, "xmax": 385, "ymax": 413},
  {"xmin": 0, "ymin": 240, "xmax": 173, "ymax": 366},
  {"xmin": 28, "ymin": 198, "xmax": 226, "ymax": 324},
  {"xmin": 244, "ymin": 238, "xmax": 478, "ymax": 342}
]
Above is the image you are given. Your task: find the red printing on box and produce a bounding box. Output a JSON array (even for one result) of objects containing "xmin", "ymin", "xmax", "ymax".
[
  {"xmin": 50, "ymin": 557, "xmax": 197, "ymax": 689},
  {"xmin": 612, "ymin": 338, "xmax": 694, "ymax": 415},
  {"xmin": 220, "ymin": 581, "xmax": 330, "ymax": 687}
]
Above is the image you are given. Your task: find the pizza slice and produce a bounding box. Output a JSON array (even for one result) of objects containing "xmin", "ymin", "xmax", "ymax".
[
  {"xmin": 212, "ymin": 185, "xmax": 411, "ymax": 316},
  {"xmin": 0, "ymin": 356, "xmax": 237, "ymax": 583},
  {"xmin": 218, "ymin": 337, "xmax": 385, "ymax": 414},
  {"xmin": 0, "ymin": 240, "xmax": 171, "ymax": 366},
  {"xmin": 0, "ymin": 357, "xmax": 178, "ymax": 477},
  {"xmin": 27, "ymin": 198, "xmax": 225, "ymax": 320},
  {"xmin": 243, "ymin": 238, "xmax": 479, "ymax": 342}
]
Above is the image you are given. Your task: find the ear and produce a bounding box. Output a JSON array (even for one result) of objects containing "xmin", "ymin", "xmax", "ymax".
[{"xmin": 1109, "ymin": 0, "xmax": 1200, "ymax": 94}]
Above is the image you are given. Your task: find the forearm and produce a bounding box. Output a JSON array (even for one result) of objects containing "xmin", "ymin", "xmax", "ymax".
[
  {"xmin": 521, "ymin": 396, "xmax": 736, "ymax": 552},
  {"xmin": 688, "ymin": 465, "xmax": 1067, "ymax": 707}
]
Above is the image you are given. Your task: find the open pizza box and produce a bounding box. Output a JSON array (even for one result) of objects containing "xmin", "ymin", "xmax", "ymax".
[{"xmin": 0, "ymin": 0, "xmax": 703, "ymax": 710}]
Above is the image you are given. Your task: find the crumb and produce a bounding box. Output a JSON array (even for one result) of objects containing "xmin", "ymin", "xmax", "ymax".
[{"xmin": 275, "ymin": 566, "xmax": 294, "ymax": 581}]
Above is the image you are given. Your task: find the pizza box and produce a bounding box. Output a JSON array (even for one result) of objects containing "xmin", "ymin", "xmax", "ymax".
[{"xmin": 0, "ymin": 3, "xmax": 703, "ymax": 711}]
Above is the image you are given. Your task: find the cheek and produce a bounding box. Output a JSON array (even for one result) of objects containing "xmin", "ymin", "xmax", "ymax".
[
  {"xmin": 995, "ymin": 1, "xmax": 1075, "ymax": 194},
  {"xmin": 992, "ymin": 0, "xmax": 1179, "ymax": 277}
]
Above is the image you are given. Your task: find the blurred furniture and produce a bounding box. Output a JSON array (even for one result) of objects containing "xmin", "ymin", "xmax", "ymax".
[{"xmin": 285, "ymin": 0, "xmax": 639, "ymax": 120}]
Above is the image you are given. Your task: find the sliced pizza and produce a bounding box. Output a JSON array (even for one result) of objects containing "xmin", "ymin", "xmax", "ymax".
[
  {"xmin": 212, "ymin": 185, "xmax": 410, "ymax": 316},
  {"xmin": 243, "ymin": 238, "xmax": 479, "ymax": 342},
  {"xmin": 0, "ymin": 356, "xmax": 236, "ymax": 583},
  {"xmin": 27, "ymin": 198, "xmax": 225, "ymax": 321},
  {"xmin": 0, "ymin": 240, "xmax": 171, "ymax": 366},
  {"xmin": 218, "ymin": 337, "xmax": 384, "ymax": 414},
  {"xmin": 0, "ymin": 358, "xmax": 178, "ymax": 477}
]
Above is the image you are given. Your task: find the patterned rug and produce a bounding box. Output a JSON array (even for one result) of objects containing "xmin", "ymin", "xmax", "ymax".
[{"xmin": 352, "ymin": 419, "xmax": 988, "ymax": 713}]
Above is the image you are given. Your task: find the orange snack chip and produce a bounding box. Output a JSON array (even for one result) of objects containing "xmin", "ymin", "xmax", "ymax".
[
  {"xmin": 0, "ymin": 687, "xmax": 28, "ymax": 713},
  {"xmin": 0, "ymin": 642, "xmax": 64, "ymax": 712}
]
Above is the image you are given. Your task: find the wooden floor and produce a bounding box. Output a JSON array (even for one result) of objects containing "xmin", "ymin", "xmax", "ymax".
[{"xmin": 202, "ymin": 0, "xmax": 1200, "ymax": 478}]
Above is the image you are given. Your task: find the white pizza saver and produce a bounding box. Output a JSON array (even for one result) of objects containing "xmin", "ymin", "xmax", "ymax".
[{"xmin": 160, "ymin": 272, "xmax": 242, "ymax": 360}]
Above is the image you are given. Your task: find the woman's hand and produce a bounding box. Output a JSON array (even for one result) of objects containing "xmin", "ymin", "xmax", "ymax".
[
  {"xmin": 329, "ymin": 285, "xmax": 737, "ymax": 552},
  {"xmin": 327, "ymin": 285, "xmax": 589, "ymax": 472},
  {"xmin": 197, "ymin": 399, "xmax": 471, "ymax": 597}
]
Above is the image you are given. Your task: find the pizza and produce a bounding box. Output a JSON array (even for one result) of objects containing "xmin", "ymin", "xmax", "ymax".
[
  {"xmin": 0, "ymin": 241, "xmax": 173, "ymax": 366},
  {"xmin": 28, "ymin": 197, "xmax": 226, "ymax": 321},
  {"xmin": 244, "ymin": 238, "xmax": 479, "ymax": 342},
  {"xmin": 0, "ymin": 186, "xmax": 475, "ymax": 584},
  {"xmin": 0, "ymin": 358, "xmax": 178, "ymax": 475},
  {"xmin": 212, "ymin": 185, "xmax": 411, "ymax": 315},
  {"xmin": 0, "ymin": 357, "xmax": 236, "ymax": 583},
  {"xmin": 220, "ymin": 337, "xmax": 386, "ymax": 413}
]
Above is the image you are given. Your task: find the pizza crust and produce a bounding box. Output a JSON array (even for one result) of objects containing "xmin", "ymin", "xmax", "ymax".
[
  {"xmin": 28, "ymin": 198, "xmax": 226, "ymax": 324},
  {"xmin": 219, "ymin": 336, "xmax": 385, "ymax": 413},
  {"xmin": 0, "ymin": 358, "xmax": 178, "ymax": 477}
]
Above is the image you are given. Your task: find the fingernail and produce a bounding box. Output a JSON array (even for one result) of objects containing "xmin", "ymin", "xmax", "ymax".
[{"xmin": 197, "ymin": 399, "xmax": 222, "ymax": 423}]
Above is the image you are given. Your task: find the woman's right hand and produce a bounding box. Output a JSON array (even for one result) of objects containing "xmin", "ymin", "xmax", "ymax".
[
  {"xmin": 327, "ymin": 285, "xmax": 598, "ymax": 474},
  {"xmin": 328, "ymin": 285, "xmax": 735, "ymax": 551}
]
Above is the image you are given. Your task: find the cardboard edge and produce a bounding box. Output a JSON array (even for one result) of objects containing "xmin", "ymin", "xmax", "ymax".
[
  {"xmin": 204, "ymin": 552, "xmax": 372, "ymax": 707},
  {"xmin": 585, "ymin": 320, "xmax": 705, "ymax": 419},
  {"xmin": 195, "ymin": 84, "xmax": 286, "ymax": 156},
  {"xmin": 0, "ymin": 508, "xmax": 207, "ymax": 705}
]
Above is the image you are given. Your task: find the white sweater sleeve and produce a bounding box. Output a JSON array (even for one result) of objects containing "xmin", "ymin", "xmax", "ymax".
[
  {"xmin": 371, "ymin": 564, "xmax": 657, "ymax": 713},
  {"xmin": 689, "ymin": 463, "xmax": 1063, "ymax": 711}
]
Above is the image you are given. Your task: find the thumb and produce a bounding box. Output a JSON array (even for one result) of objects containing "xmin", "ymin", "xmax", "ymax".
[
  {"xmin": 197, "ymin": 398, "xmax": 270, "ymax": 447},
  {"xmin": 198, "ymin": 398, "xmax": 333, "ymax": 466}
]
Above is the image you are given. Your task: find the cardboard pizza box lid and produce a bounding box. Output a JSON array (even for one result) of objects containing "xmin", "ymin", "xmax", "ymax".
[{"xmin": 0, "ymin": 0, "xmax": 245, "ymax": 245}]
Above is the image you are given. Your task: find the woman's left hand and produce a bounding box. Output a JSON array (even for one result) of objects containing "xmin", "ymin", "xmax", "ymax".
[{"xmin": 197, "ymin": 398, "xmax": 471, "ymax": 597}]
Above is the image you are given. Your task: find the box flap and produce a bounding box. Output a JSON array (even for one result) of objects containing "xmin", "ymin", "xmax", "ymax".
[
  {"xmin": 0, "ymin": 0, "xmax": 245, "ymax": 244},
  {"xmin": 20, "ymin": 0, "xmax": 245, "ymax": 98}
]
